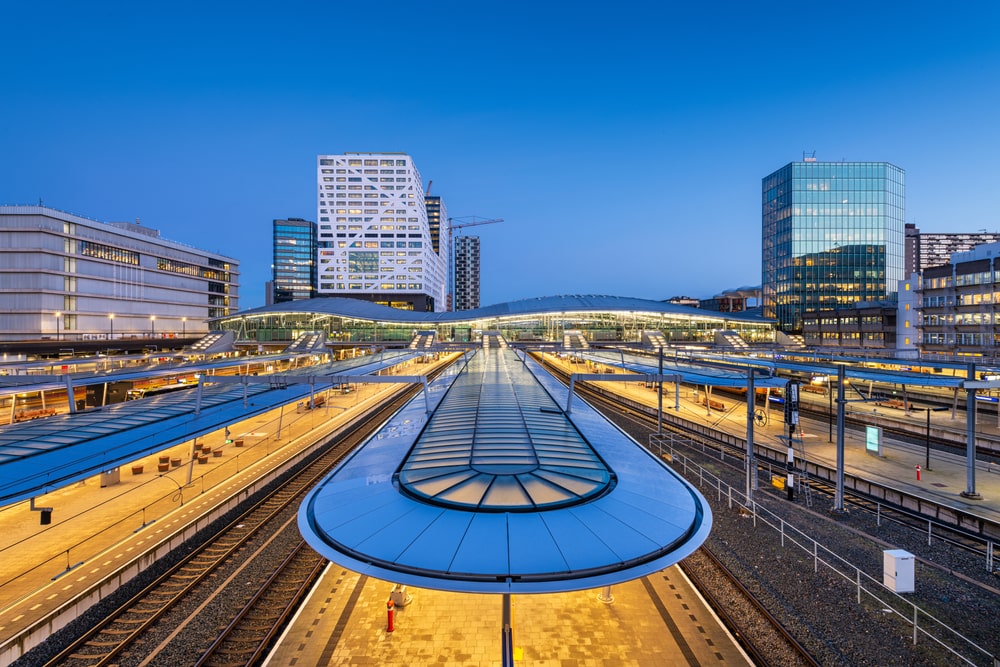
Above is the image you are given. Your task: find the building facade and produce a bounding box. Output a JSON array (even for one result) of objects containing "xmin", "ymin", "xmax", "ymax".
[
  {"xmin": 919, "ymin": 242, "xmax": 1000, "ymax": 361},
  {"xmin": 315, "ymin": 152, "xmax": 447, "ymax": 312},
  {"xmin": 0, "ymin": 206, "xmax": 238, "ymax": 342},
  {"xmin": 904, "ymin": 223, "xmax": 1000, "ymax": 275},
  {"xmin": 454, "ymin": 235, "xmax": 481, "ymax": 311},
  {"xmin": 272, "ymin": 218, "xmax": 317, "ymax": 303},
  {"xmin": 801, "ymin": 302, "xmax": 897, "ymax": 351},
  {"xmin": 762, "ymin": 159, "xmax": 905, "ymax": 333}
]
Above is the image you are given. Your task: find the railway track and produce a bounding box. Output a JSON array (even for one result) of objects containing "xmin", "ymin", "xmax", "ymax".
[
  {"xmin": 680, "ymin": 548, "xmax": 821, "ymax": 667},
  {"xmin": 38, "ymin": 371, "xmax": 436, "ymax": 667},
  {"xmin": 540, "ymin": 356, "xmax": 1000, "ymax": 663},
  {"xmin": 194, "ymin": 541, "xmax": 325, "ymax": 667}
]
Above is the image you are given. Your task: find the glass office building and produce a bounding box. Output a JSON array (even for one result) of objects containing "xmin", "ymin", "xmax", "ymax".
[
  {"xmin": 272, "ymin": 218, "xmax": 317, "ymax": 303},
  {"xmin": 762, "ymin": 160, "xmax": 905, "ymax": 332}
]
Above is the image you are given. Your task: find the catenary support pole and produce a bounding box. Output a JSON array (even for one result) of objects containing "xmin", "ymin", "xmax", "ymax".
[
  {"xmin": 746, "ymin": 369, "xmax": 755, "ymax": 501},
  {"xmin": 962, "ymin": 362, "xmax": 981, "ymax": 499},
  {"xmin": 833, "ymin": 365, "xmax": 848, "ymax": 514}
]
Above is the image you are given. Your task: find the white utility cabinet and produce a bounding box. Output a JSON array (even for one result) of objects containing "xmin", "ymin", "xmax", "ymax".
[{"xmin": 883, "ymin": 549, "xmax": 915, "ymax": 593}]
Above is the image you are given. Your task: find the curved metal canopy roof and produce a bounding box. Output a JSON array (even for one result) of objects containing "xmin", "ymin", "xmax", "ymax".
[
  {"xmin": 299, "ymin": 347, "xmax": 712, "ymax": 594},
  {"xmin": 216, "ymin": 294, "xmax": 773, "ymax": 326}
]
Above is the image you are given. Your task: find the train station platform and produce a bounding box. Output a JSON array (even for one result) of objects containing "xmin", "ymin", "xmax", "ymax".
[
  {"xmin": 0, "ymin": 354, "xmax": 447, "ymax": 663},
  {"xmin": 264, "ymin": 563, "xmax": 752, "ymax": 667},
  {"xmin": 543, "ymin": 354, "xmax": 1000, "ymax": 525}
]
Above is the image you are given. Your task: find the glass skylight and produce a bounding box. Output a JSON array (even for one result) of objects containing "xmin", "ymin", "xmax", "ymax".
[{"xmin": 396, "ymin": 348, "xmax": 614, "ymax": 511}]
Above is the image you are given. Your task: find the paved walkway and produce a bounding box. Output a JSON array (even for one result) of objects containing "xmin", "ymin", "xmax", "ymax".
[
  {"xmin": 265, "ymin": 564, "xmax": 751, "ymax": 667},
  {"xmin": 556, "ymin": 356, "xmax": 1000, "ymax": 523}
]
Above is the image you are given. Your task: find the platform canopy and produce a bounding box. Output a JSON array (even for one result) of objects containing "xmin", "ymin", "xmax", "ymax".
[{"xmin": 299, "ymin": 347, "xmax": 712, "ymax": 594}]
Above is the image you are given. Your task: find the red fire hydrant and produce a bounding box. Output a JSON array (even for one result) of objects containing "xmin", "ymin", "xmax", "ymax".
[
  {"xmin": 386, "ymin": 599, "xmax": 395, "ymax": 632},
  {"xmin": 915, "ymin": 464, "xmax": 921, "ymax": 481}
]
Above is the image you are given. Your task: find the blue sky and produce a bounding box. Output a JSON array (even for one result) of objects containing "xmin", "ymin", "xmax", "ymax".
[{"xmin": 3, "ymin": 1, "xmax": 999, "ymax": 309}]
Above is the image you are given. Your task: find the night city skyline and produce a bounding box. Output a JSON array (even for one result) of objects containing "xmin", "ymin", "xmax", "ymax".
[{"xmin": 3, "ymin": 1, "xmax": 999, "ymax": 309}]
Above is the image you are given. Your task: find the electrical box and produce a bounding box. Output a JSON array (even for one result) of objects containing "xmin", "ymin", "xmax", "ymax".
[{"xmin": 883, "ymin": 549, "xmax": 915, "ymax": 593}]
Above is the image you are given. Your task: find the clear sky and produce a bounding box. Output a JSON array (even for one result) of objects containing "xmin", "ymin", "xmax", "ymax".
[{"xmin": 2, "ymin": 1, "xmax": 999, "ymax": 309}]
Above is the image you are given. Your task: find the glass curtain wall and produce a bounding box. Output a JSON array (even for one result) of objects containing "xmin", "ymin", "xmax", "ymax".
[{"xmin": 763, "ymin": 162, "xmax": 904, "ymax": 333}]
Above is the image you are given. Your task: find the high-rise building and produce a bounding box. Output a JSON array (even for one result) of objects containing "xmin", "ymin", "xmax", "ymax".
[
  {"xmin": 315, "ymin": 152, "xmax": 446, "ymax": 312},
  {"xmin": 454, "ymin": 235, "xmax": 481, "ymax": 311},
  {"xmin": 272, "ymin": 218, "xmax": 317, "ymax": 303},
  {"xmin": 425, "ymin": 194, "xmax": 450, "ymax": 308},
  {"xmin": 0, "ymin": 205, "xmax": 238, "ymax": 341},
  {"xmin": 904, "ymin": 223, "xmax": 1000, "ymax": 275},
  {"xmin": 762, "ymin": 159, "xmax": 905, "ymax": 332}
]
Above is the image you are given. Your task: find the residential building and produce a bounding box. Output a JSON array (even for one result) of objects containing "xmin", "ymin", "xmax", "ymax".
[
  {"xmin": 0, "ymin": 206, "xmax": 238, "ymax": 342},
  {"xmin": 272, "ymin": 218, "xmax": 317, "ymax": 303},
  {"xmin": 919, "ymin": 241, "xmax": 1000, "ymax": 361},
  {"xmin": 904, "ymin": 223, "xmax": 1000, "ymax": 275},
  {"xmin": 762, "ymin": 159, "xmax": 905, "ymax": 333},
  {"xmin": 315, "ymin": 152, "xmax": 446, "ymax": 312},
  {"xmin": 454, "ymin": 235, "xmax": 481, "ymax": 311}
]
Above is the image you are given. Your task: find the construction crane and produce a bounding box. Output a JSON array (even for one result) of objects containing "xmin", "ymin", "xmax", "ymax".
[{"xmin": 447, "ymin": 216, "xmax": 503, "ymax": 311}]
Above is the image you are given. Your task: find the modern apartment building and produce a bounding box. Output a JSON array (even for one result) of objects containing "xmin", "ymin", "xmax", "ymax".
[
  {"xmin": 904, "ymin": 223, "xmax": 1000, "ymax": 275},
  {"xmin": 762, "ymin": 159, "xmax": 905, "ymax": 332},
  {"xmin": 919, "ymin": 241, "xmax": 1000, "ymax": 360},
  {"xmin": 0, "ymin": 206, "xmax": 238, "ymax": 342},
  {"xmin": 272, "ymin": 218, "xmax": 317, "ymax": 303},
  {"xmin": 315, "ymin": 152, "xmax": 446, "ymax": 312},
  {"xmin": 454, "ymin": 235, "xmax": 481, "ymax": 311}
]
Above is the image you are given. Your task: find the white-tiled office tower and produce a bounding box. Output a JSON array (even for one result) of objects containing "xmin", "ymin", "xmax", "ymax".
[{"xmin": 316, "ymin": 153, "xmax": 446, "ymax": 312}]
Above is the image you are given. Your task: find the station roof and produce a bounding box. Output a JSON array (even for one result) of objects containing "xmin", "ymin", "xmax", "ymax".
[
  {"xmin": 299, "ymin": 347, "xmax": 712, "ymax": 594},
  {"xmin": 686, "ymin": 352, "xmax": 968, "ymax": 389},
  {"xmin": 0, "ymin": 352, "xmax": 418, "ymax": 506},
  {"xmin": 215, "ymin": 294, "xmax": 774, "ymax": 326},
  {"xmin": 578, "ymin": 350, "xmax": 790, "ymax": 389}
]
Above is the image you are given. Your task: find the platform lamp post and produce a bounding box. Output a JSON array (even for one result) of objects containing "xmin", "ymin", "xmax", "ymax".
[
  {"xmin": 55, "ymin": 311, "xmax": 61, "ymax": 341},
  {"xmin": 915, "ymin": 405, "xmax": 949, "ymax": 471},
  {"xmin": 108, "ymin": 313, "xmax": 114, "ymax": 341}
]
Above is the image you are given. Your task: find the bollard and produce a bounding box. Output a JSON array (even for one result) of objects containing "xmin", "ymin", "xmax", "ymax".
[
  {"xmin": 386, "ymin": 599, "xmax": 395, "ymax": 632},
  {"xmin": 915, "ymin": 464, "xmax": 921, "ymax": 481}
]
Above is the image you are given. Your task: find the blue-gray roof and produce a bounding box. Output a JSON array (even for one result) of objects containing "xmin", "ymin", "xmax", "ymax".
[
  {"xmin": 217, "ymin": 294, "xmax": 774, "ymax": 325},
  {"xmin": 299, "ymin": 347, "xmax": 712, "ymax": 594}
]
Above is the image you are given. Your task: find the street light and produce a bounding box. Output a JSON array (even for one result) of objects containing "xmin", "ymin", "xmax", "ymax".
[
  {"xmin": 182, "ymin": 317, "xmax": 187, "ymax": 337},
  {"xmin": 150, "ymin": 315, "xmax": 156, "ymax": 337},
  {"xmin": 913, "ymin": 405, "xmax": 949, "ymax": 471},
  {"xmin": 55, "ymin": 312, "xmax": 61, "ymax": 341},
  {"xmin": 108, "ymin": 313, "xmax": 115, "ymax": 340}
]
